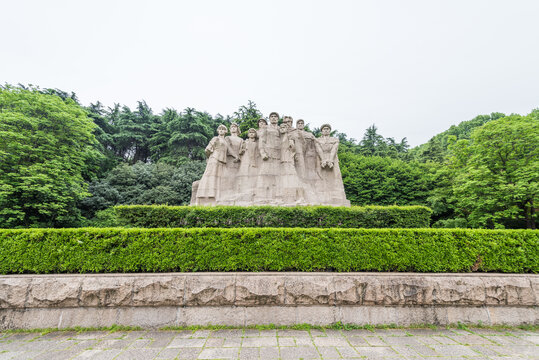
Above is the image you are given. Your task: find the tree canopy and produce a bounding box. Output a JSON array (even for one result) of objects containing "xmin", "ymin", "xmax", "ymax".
[
  {"xmin": 449, "ymin": 112, "xmax": 538, "ymax": 228},
  {"xmin": 0, "ymin": 87, "xmax": 100, "ymax": 227}
]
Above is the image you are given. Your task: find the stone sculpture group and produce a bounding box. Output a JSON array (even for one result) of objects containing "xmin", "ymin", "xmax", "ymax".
[{"xmin": 191, "ymin": 112, "xmax": 350, "ymax": 206}]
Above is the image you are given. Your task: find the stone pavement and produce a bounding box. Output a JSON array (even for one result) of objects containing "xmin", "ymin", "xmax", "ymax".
[{"xmin": 0, "ymin": 327, "xmax": 537, "ymax": 359}]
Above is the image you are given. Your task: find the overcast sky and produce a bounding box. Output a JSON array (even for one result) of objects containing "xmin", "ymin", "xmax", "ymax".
[{"xmin": 3, "ymin": 0, "xmax": 539, "ymax": 146}]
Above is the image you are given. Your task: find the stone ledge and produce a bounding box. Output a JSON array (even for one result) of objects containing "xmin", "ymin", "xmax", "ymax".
[
  {"xmin": 1, "ymin": 305, "xmax": 537, "ymax": 329},
  {"xmin": 1, "ymin": 273, "xmax": 536, "ymax": 309}
]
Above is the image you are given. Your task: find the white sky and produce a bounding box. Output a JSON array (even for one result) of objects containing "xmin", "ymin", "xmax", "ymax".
[{"xmin": 2, "ymin": 0, "xmax": 539, "ymax": 146}]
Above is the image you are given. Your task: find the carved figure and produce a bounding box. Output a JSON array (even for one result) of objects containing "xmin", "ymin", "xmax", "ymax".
[
  {"xmin": 254, "ymin": 112, "xmax": 281, "ymax": 203},
  {"xmin": 278, "ymin": 123, "xmax": 305, "ymax": 204},
  {"xmin": 221, "ymin": 122, "xmax": 243, "ymax": 203},
  {"xmin": 314, "ymin": 124, "xmax": 350, "ymax": 206},
  {"xmin": 293, "ymin": 119, "xmax": 319, "ymax": 203},
  {"xmin": 236, "ymin": 128, "xmax": 260, "ymax": 204},
  {"xmin": 194, "ymin": 124, "xmax": 230, "ymax": 205}
]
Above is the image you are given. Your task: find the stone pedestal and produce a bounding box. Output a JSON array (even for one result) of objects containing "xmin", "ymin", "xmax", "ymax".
[{"xmin": 1, "ymin": 273, "xmax": 536, "ymax": 329}]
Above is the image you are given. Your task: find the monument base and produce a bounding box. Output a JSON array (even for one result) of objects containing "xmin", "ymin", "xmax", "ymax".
[{"xmin": 1, "ymin": 273, "xmax": 536, "ymax": 329}]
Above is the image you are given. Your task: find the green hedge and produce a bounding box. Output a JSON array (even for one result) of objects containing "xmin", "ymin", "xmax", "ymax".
[
  {"xmin": 0, "ymin": 228, "xmax": 536, "ymax": 274},
  {"xmin": 114, "ymin": 205, "xmax": 432, "ymax": 228}
]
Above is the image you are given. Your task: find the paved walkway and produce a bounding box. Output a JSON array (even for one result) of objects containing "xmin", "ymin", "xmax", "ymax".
[{"xmin": 0, "ymin": 328, "xmax": 537, "ymax": 359}]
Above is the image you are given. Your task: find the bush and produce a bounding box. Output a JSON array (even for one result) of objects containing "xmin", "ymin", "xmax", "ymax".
[
  {"xmin": 81, "ymin": 208, "xmax": 119, "ymax": 228},
  {"xmin": 0, "ymin": 228, "xmax": 536, "ymax": 274},
  {"xmin": 114, "ymin": 205, "xmax": 432, "ymax": 228}
]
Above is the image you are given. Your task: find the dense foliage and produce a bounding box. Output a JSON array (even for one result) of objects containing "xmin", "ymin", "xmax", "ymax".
[
  {"xmin": 80, "ymin": 161, "xmax": 205, "ymax": 219},
  {"xmin": 444, "ymin": 113, "xmax": 538, "ymax": 229},
  {"xmin": 0, "ymin": 85, "xmax": 537, "ymax": 229},
  {"xmin": 114, "ymin": 205, "xmax": 432, "ymax": 228},
  {"xmin": 339, "ymin": 153, "xmax": 436, "ymax": 206},
  {"xmin": 0, "ymin": 228, "xmax": 536, "ymax": 273},
  {"xmin": 0, "ymin": 87, "xmax": 100, "ymax": 227}
]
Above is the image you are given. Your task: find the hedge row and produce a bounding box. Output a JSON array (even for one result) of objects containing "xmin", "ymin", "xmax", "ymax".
[
  {"xmin": 0, "ymin": 228, "xmax": 536, "ymax": 273},
  {"xmin": 114, "ymin": 205, "xmax": 433, "ymax": 228}
]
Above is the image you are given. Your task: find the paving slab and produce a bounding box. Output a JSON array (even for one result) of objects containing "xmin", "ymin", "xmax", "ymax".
[
  {"xmin": 167, "ymin": 337, "xmax": 206, "ymax": 348},
  {"xmin": 241, "ymin": 336, "xmax": 278, "ymax": 347},
  {"xmin": 335, "ymin": 345, "xmax": 361, "ymax": 358},
  {"xmin": 239, "ymin": 347, "xmax": 259, "ymax": 359},
  {"xmin": 429, "ymin": 344, "xmax": 481, "ymax": 356},
  {"xmin": 318, "ymin": 346, "xmax": 341, "ymax": 358},
  {"xmin": 355, "ymin": 346, "xmax": 399, "ymax": 358},
  {"xmin": 346, "ymin": 336, "xmax": 368, "ymax": 346},
  {"xmin": 199, "ymin": 347, "xmax": 239, "ymax": 359},
  {"xmin": 447, "ymin": 334, "xmax": 498, "ymax": 345},
  {"xmin": 259, "ymin": 346, "xmax": 280, "ymax": 359},
  {"xmin": 155, "ymin": 348, "xmax": 181, "ymax": 359},
  {"xmin": 115, "ymin": 348, "xmax": 161, "ymax": 360},
  {"xmin": 279, "ymin": 346, "xmax": 320, "ymax": 359},
  {"xmin": 176, "ymin": 347, "xmax": 202, "ymax": 359},
  {"xmin": 277, "ymin": 337, "xmax": 296, "ymax": 346},
  {"xmin": 363, "ymin": 335, "xmax": 388, "ymax": 346},
  {"xmin": 73, "ymin": 349, "xmax": 123, "ymax": 359},
  {"xmin": 313, "ymin": 336, "xmax": 350, "ymax": 347}
]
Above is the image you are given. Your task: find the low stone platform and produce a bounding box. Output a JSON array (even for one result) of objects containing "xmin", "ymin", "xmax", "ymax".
[{"xmin": 1, "ymin": 273, "xmax": 537, "ymax": 329}]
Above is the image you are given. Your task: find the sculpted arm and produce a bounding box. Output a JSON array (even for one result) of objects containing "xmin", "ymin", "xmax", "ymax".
[
  {"xmin": 315, "ymin": 139, "xmax": 326, "ymax": 167},
  {"xmin": 205, "ymin": 137, "xmax": 217, "ymax": 157},
  {"xmin": 239, "ymin": 140, "xmax": 246, "ymax": 155},
  {"xmin": 289, "ymin": 138, "xmax": 296, "ymax": 157},
  {"xmin": 258, "ymin": 130, "xmax": 268, "ymax": 160},
  {"xmin": 328, "ymin": 138, "xmax": 339, "ymax": 168}
]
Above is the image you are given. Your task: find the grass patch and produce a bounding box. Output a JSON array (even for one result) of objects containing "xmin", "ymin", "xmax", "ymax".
[{"xmin": 3, "ymin": 323, "xmax": 537, "ymax": 334}]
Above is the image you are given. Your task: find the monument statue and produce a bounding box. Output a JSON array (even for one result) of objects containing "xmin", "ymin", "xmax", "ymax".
[
  {"xmin": 191, "ymin": 113, "xmax": 350, "ymax": 207},
  {"xmin": 315, "ymin": 124, "xmax": 349, "ymax": 206},
  {"xmin": 220, "ymin": 122, "xmax": 243, "ymax": 204},
  {"xmin": 236, "ymin": 128, "xmax": 259, "ymax": 205},
  {"xmin": 194, "ymin": 124, "xmax": 232, "ymax": 205}
]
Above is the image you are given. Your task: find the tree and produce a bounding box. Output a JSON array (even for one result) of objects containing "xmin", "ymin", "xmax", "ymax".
[
  {"xmin": 150, "ymin": 108, "xmax": 216, "ymax": 165},
  {"xmin": 339, "ymin": 152, "xmax": 436, "ymax": 206},
  {"xmin": 112, "ymin": 101, "xmax": 157, "ymax": 164},
  {"xmin": 80, "ymin": 161, "xmax": 206, "ymax": 218},
  {"xmin": 450, "ymin": 113, "xmax": 538, "ymax": 228},
  {"xmin": 232, "ymin": 100, "xmax": 263, "ymax": 137},
  {"xmin": 355, "ymin": 125, "xmax": 409, "ymax": 159},
  {"xmin": 0, "ymin": 86, "xmax": 100, "ymax": 227},
  {"xmin": 86, "ymin": 101, "xmax": 121, "ymax": 175},
  {"xmin": 411, "ymin": 112, "xmax": 506, "ymax": 163}
]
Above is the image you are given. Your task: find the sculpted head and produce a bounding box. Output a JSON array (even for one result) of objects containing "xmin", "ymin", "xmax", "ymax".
[
  {"xmin": 269, "ymin": 112, "xmax": 279, "ymax": 125},
  {"xmin": 321, "ymin": 124, "xmax": 331, "ymax": 136},
  {"xmin": 279, "ymin": 123, "xmax": 288, "ymax": 134},
  {"xmin": 230, "ymin": 122, "xmax": 240, "ymax": 136},
  {"xmin": 296, "ymin": 119, "xmax": 305, "ymax": 130},
  {"xmin": 217, "ymin": 124, "xmax": 227, "ymax": 136},
  {"xmin": 258, "ymin": 118, "xmax": 267, "ymax": 128},
  {"xmin": 248, "ymin": 128, "xmax": 257, "ymax": 139},
  {"xmin": 283, "ymin": 116, "xmax": 293, "ymax": 129}
]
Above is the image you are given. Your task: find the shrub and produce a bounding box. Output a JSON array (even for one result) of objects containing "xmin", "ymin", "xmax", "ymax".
[
  {"xmin": 0, "ymin": 228, "xmax": 536, "ymax": 274},
  {"xmin": 114, "ymin": 205, "xmax": 432, "ymax": 228}
]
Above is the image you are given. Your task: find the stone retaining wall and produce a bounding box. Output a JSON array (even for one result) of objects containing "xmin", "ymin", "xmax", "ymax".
[{"xmin": 1, "ymin": 273, "xmax": 537, "ymax": 329}]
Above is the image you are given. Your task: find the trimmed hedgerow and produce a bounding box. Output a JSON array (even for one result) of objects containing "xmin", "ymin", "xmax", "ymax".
[
  {"xmin": 113, "ymin": 205, "xmax": 432, "ymax": 228},
  {"xmin": 0, "ymin": 228, "xmax": 536, "ymax": 274}
]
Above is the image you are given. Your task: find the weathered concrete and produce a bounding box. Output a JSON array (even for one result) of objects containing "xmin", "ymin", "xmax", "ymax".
[{"xmin": 0, "ymin": 273, "xmax": 537, "ymax": 329}]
